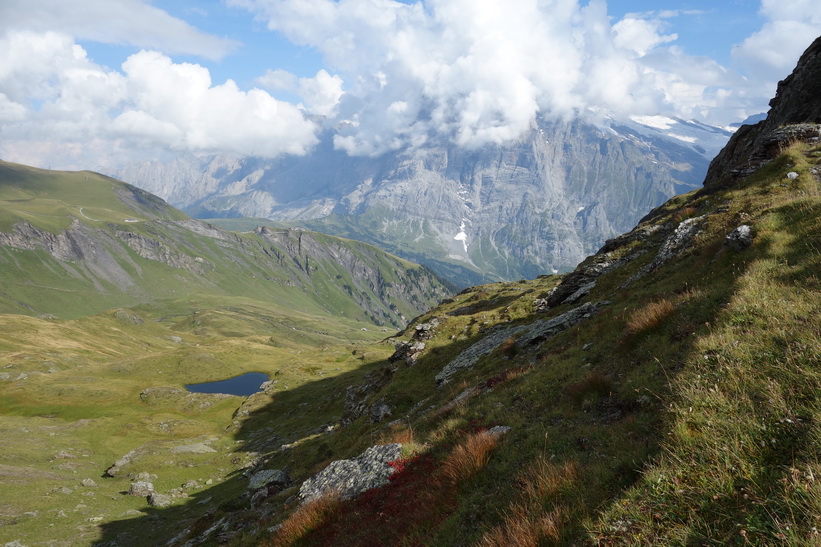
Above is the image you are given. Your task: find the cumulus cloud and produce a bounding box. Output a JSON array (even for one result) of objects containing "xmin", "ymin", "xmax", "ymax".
[
  {"xmin": 733, "ymin": 0, "xmax": 821, "ymax": 81},
  {"xmin": 256, "ymin": 68, "xmax": 345, "ymax": 116},
  {"xmin": 0, "ymin": 0, "xmax": 238, "ymax": 60},
  {"xmin": 232, "ymin": 0, "xmax": 765, "ymax": 155},
  {"xmin": 0, "ymin": 31, "xmax": 318, "ymax": 168}
]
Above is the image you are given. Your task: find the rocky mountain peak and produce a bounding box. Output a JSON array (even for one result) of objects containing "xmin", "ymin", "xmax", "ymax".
[
  {"xmin": 704, "ymin": 36, "xmax": 821, "ymax": 190},
  {"xmin": 767, "ymin": 36, "xmax": 821, "ymax": 127}
]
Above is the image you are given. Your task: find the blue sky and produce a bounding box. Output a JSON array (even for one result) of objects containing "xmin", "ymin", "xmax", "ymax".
[{"xmin": 0, "ymin": 0, "xmax": 818, "ymax": 169}]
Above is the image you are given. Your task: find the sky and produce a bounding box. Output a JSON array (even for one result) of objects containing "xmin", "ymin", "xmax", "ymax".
[{"xmin": 0, "ymin": 0, "xmax": 819, "ymax": 170}]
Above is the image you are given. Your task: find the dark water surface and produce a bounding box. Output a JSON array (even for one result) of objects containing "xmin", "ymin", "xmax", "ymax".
[{"xmin": 184, "ymin": 372, "xmax": 269, "ymax": 397}]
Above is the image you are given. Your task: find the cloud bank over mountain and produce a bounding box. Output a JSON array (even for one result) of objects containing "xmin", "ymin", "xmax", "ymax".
[{"xmin": 0, "ymin": 0, "xmax": 818, "ymax": 168}]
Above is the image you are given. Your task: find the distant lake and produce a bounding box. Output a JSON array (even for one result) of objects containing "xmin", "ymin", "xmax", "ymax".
[{"xmin": 185, "ymin": 372, "xmax": 269, "ymax": 397}]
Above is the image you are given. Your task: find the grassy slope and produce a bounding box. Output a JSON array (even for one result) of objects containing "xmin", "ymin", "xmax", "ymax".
[
  {"xmin": 0, "ymin": 160, "xmax": 448, "ymax": 324},
  {"xmin": 223, "ymin": 140, "xmax": 818, "ymax": 545},
  {"xmin": 0, "ymin": 162, "xmax": 450, "ymax": 545},
  {"xmin": 1, "ymin": 141, "xmax": 817, "ymax": 545}
]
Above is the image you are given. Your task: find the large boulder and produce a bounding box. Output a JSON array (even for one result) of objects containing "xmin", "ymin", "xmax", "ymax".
[{"xmin": 298, "ymin": 444, "xmax": 402, "ymax": 503}]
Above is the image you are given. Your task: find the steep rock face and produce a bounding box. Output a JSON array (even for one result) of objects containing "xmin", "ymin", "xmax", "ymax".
[
  {"xmin": 704, "ymin": 35, "xmax": 821, "ymax": 190},
  {"xmin": 111, "ymin": 116, "xmax": 730, "ymax": 286}
]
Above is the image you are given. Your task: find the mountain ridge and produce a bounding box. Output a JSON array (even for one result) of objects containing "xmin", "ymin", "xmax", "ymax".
[{"xmin": 110, "ymin": 115, "xmax": 731, "ymax": 286}]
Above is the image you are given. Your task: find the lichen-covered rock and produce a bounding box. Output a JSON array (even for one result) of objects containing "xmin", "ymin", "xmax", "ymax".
[
  {"xmin": 128, "ymin": 481, "xmax": 154, "ymax": 497},
  {"xmin": 298, "ymin": 444, "xmax": 402, "ymax": 503},
  {"xmin": 248, "ymin": 469, "xmax": 290, "ymax": 491},
  {"xmin": 435, "ymin": 301, "xmax": 607, "ymax": 385},
  {"xmin": 725, "ymin": 225, "xmax": 753, "ymax": 251},
  {"xmin": 147, "ymin": 493, "xmax": 172, "ymax": 508}
]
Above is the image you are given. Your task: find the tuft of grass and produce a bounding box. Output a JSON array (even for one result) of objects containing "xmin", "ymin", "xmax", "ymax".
[
  {"xmin": 564, "ymin": 371, "xmax": 613, "ymax": 405},
  {"xmin": 441, "ymin": 430, "xmax": 500, "ymax": 485},
  {"xmin": 625, "ymin": 298, "xmax": 676, "ymax": 335},
  {"xmin": 268, "ymin": 491, "xmax": 341, "ymax": 546},
  {"xmin": 479, "ymin": 459, "xmax": 578, "ymax": 546}
]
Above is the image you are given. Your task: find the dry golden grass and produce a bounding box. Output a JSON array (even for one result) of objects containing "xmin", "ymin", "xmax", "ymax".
[
  {"xmin": 479, "ymin": 459, "xmax": 577, "ymax": 546},
  {"xmin": 268, "ymin": 491, "xmax": 341, "ymax": 546},
  {"xmin": 441, "ymin": 430, "xmax": 499, "ymax": 485},
  {"xmin": 626, "ymin": 298, "xmax": 676, "ymax": 335},
  {"xmin": 673, "ymin": 206, "xmax": 699, "ymax": 223}
]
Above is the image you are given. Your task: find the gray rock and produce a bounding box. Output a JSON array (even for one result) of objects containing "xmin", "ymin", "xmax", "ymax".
[
  {"xmin": 170, "ymin": 443, "xmax": 217, "ymax": 454},
  {"xmin": 435, "ymin": 301, "xmax": 607, "ymax": 385},
  {"xmin": 147, "ymin": 493, "xmax": 173, "ymax": 508},
  {"xmin": 248, "ymin": 469, "xmax": 290, "ymax": 491},
  {"xmin": 128, "ymin": 481, "xmax": 154, "ymax": 497},
  {"xmin": 369, "ymin": 399, "xmax": 392, "ymax": 423},
  {"xmin": 298, "ymin": 444, "xmax": 402, "ymax": 503},
  {"xmin": 487, "ymin": 425, "xmax": 512, "ymax": 437},
  {"xmin": 725, "ymin": 225, "xmax": 754, "ymax": 251},
  {"xmin": 786, "ymin": 171, "xmax": 800, "ymax": 180},
  {"xmin": 81, "ymin": 478, "xmax": 97, "ymax": 488}
]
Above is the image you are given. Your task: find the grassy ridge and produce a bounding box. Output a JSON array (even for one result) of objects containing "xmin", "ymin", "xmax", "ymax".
[{"xmin": 224, "ymin": 139, "xmax": 819, "ymax": 545}]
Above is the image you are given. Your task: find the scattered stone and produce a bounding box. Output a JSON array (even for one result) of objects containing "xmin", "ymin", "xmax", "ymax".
[
  {"xmin": 54, "ymin": 450, "xmax": 76, "ymax": 459},
  {"xmin": 81, "ymin": 478, "xmax": 97, "ymax": 488},
  {"xmin": 182, "ymin": 480, "xmax": 199, "ymax": 489},
  {"xmin": 86, "ymin": 516, "xmax": 103, "ymax": 523},
  {"xmin": 582, "ymin": 343, "xmax": 593, "ymax": 351},
  {"xmin": 5, "ymin": 541, "xmax": 28, "ymax": 547},
  {"xmin": 58, "ymin": 487, "xmax": 73, "ymax": 495},
  {"xmin": 170, "ymin": 443, "xmax": 216, "ymax": 454},
  {"xmin": 412, "ymin": 319, "xmax": 439, "ymax": 340},
  {"xmin": 487, "ymin": 425, "xmax": 512, "ymax": 437},
  {"xmin": 388, "ymin": 340, "xmax": 426, "ymax": 366},
  {"xmin": 369, "ymin": 399, "xmax": 392, "ymax": 423},
  {"xmin": 248, "ymin": 469, "xmax": 290, "ymax": 491},
  {"xmin": 147, "ymin": 493, "xmax": 173, "ymax": 508},
  {"xmin": 298, "ymin": 444, "xmax": 402, "ymax": 503},
  {"xmin": 128, "ymin": 481, "xmax": 154, "ymax": 497},
  {"xmin": 725, "ymin": 225, "xmax": 754, "ymax": 251},
  {"xmin": 787, "ymin": 171, "xmax": 799, "ymax": 179},
  {"xmin": 105, "ymin": 448, "xmax": 141, "ymax": 477},
  {"xmin": 342, "ymin": 366, "xmax": 396, "ymax": 424}
]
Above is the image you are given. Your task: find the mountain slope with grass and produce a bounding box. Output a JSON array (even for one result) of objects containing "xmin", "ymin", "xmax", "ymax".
[
  {"xmin": 0, "ymin": 161, "xmax": 449, "ymax": 325},
  {"xmin": 2, "ymin": 38, "xmax": 818, "ymax": 547},
  {"xmin": 77, "ymin": 37, "xmax": 820, "ymax": 546}
]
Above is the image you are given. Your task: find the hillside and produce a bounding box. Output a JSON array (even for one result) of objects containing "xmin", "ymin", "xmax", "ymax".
[
  {"xmin": 0, "ymin": 163, "xmax": 450, "ymax": 546},
  {"xmin": 1, "ymin": 37, "xmax": 818, "ymax": 547},
  {"xmin": 0, "ymin": 161, "xmax": 449, "ymax": 325},
  {"xmin": 53, "ymin": 37, "xmax": 815, "ymax": 546}
]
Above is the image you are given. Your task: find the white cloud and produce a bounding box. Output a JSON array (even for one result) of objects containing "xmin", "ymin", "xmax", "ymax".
[
  {"xmin": 256, "ymin": 68, "xmax": 299, "ymax": 91},
  {"xmin": 256, "ymin": 68, "xmax": 345, "ymax": 116},
  {"xmin": 231, "ymin": 0, "xmax": 760, "ymax": 155},
  {"xmin": 0, "ymin": 0, "xmax": 238, "ymax": 60},
  {"xmin": 733, "ymin": 0, "xmax": 821, "ymax": 81},
  {"xmin": 0, "ymin": 32, "xmax": 319, "ymax": 168}
]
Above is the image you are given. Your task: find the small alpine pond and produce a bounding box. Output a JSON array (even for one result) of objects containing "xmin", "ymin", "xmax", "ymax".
[{"xmin": 184, "ymin": 372, "xmax": 269, "ymax": 397}]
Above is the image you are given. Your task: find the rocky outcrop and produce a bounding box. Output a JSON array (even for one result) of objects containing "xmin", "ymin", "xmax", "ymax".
[
  {"xmin": 298, "ymin": 444, "xmax": 402, "ymax": 502},
  {"xmin": 343, "ymin": 366, "xmax": 397, "ymax": 424},
  {"xmin": 704, "ymin": 36, "xmax": 821, "ymax": 190},
  {"xmin": 435, "ymin": 301, "xmax": 608, "ymax": 385}
]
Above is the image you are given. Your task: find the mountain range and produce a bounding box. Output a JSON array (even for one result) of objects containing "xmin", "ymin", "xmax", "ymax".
[{"xmin": 110, "ymin": 115, "xmax": 732, "ymax": 286}]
